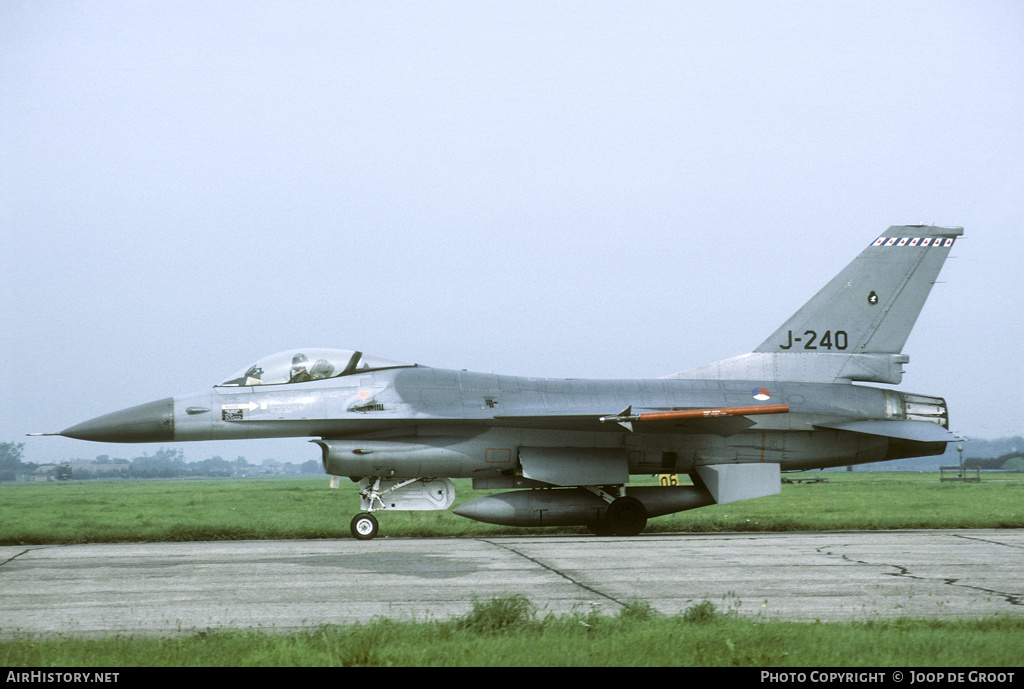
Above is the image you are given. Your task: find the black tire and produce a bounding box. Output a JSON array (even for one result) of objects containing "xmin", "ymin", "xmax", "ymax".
[
  {"xmin": 606, "ymin": 496, "xmax": 647, "ymax": 536},
  {"xmin": 350, "ymin": 512, "xmax": 379, "ymax": 540}
]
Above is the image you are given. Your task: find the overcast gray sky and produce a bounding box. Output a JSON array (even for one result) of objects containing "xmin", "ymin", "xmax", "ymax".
[{"xmin": 3, "ymin": 1, "xmax": 1022, "ymax": 466}]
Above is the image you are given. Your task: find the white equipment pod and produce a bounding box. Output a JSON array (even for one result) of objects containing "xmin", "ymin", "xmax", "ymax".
[{"xmin": 359, "ymin": 477, "xmax": 456, "ymax": 512}]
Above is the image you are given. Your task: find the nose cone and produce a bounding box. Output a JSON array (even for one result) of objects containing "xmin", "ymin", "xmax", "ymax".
[{"xmin": 60, "ymin": 397, "xmax": 175, "ymax": 443}]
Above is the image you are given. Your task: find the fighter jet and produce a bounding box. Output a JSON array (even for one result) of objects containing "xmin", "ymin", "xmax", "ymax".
[{"xmin": 39, "ymin": 225, "xmax": 962, "ymax": 539}]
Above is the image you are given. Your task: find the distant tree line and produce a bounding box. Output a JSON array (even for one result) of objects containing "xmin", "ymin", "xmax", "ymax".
[
  {"xmin": 0, "ymin": 442, "xmax": 322, "ymax": 481},
  {"xmin": 964, "ymin": 452, "xmax": 1024, "ymax": 472},
  {"xmin": 0, "ymin": 443, "xmax": 27, "ymax": 482}
]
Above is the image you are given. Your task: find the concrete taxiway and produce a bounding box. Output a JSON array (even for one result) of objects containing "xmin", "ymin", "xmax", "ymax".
[{"xmin": 1, "ymin": 529, "xmax": 1021, "ymax": 637}]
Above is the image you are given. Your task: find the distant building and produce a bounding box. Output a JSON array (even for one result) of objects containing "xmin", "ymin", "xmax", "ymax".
[
  {"xmin": 67, "ymin": 459, "xmax": 131, "ymax": 478},
  {"xmin": 24, "ymin": 465, "xmax": 58, "ymax": 482}
]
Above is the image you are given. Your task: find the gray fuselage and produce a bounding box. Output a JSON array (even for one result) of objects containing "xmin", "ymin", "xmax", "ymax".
[{"xmin": 146, "ymin": 365, "xmax": 943, "ymax": 479}]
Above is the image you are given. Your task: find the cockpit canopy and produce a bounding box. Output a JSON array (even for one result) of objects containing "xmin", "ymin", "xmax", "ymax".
[{"xmin": 217, "ymin": 348, "xmax": 413, "ymax": 387}]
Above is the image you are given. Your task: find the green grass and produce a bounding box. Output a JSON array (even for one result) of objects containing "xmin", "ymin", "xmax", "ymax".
[
  {"xmin": 1, "ymin": 473, "xmax": 1022, "ymax": 544},
  {"xmin": 658, "ymin": 472, "xmax": 1024, "ymax": 533},
  {"xmin": 2, "ymin": 597, "xmax": 1021, "ymax": 666},
  {"xmin": 3, "ymin": 478, "xmax": 1021, "ymax": 666},
  {"xmin": 1, "ymin": 473, "xmax": 1021, "ymax": 545}
]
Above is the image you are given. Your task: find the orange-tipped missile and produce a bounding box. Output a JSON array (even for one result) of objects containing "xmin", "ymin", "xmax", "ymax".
[{"xmin": 600, "ymin": 404, "xmax": 790, "ymax": 431}]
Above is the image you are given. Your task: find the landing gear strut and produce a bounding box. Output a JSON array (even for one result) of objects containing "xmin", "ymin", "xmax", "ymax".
[{"xmin": 337, "ymin": 476, "xmax": 456, "ymax": 541}]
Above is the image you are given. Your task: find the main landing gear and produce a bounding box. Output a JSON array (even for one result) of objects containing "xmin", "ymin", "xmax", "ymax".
[
  {"xmin": 605, "ymin": 496, "xmax": 648, "ymax": 536},
  {"xmin": 585, "ymin": 490, "xmax": 648, "ymax": 537}
]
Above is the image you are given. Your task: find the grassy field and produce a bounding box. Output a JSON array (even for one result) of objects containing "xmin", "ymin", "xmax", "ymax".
[
  {"xmin": 2, "ymin": 474, "xmax": 1022, "ymax": 666},
  {"xmin": 2, "ymin": 597, "xmax": 1022, "ymax": 667},
  {"xmin": 1, "ymin": 472, "xmax": 1022, "ymax": 545}
]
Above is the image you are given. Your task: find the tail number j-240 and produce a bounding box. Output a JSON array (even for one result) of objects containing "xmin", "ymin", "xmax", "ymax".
[{"xmin": 779, "ymin": 330, "xmax": 848, "ymax": 350}]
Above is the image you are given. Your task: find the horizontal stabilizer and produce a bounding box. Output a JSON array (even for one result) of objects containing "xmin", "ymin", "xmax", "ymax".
[
  {"xmin": 694, "ymin": 463, "xmax": 781, "ymax": 505},
  {"xmin": 814, "ymin": 419, "xmax": 956, "ymax": 443}
]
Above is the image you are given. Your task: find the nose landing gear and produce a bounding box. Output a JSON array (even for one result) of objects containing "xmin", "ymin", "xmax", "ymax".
[
  {"xmin": 350, "ymin": 512, "xmax": 379, "ymax": 540},
  {"xmin": 340, "ymin": 476, "xmax": 457, "ymax": 540}
]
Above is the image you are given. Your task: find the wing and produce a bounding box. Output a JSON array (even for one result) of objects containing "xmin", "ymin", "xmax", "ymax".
[{"xmin": 494, "ymin": 404, "xmax": 790, "ymax": 436}]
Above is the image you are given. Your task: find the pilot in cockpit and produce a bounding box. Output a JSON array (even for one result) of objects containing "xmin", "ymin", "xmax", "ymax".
[
  {"xmin": 217, "ymin": 348, "xmax": 411, "ymax": 387},
  {"xmin": 289, "ymin": 353, "xmax": 312, "ymax": 383}
]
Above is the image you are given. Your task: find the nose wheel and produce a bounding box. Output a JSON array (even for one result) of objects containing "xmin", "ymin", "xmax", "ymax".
[{"xmin": 350, "ymin": 512, "xmax": 379, "ymax": 540}]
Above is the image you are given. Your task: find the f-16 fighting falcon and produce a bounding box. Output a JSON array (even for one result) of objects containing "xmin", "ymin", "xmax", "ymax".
[{"xmin": 38, "ymin": 225, "xmax": 962, "ymax": 539}]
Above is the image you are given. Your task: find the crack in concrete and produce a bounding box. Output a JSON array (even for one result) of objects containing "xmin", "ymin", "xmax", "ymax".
[
  {"xmin": 950, "ymin": 533, "xmax": 1024, "ymax": 550},
  {"xmin": 816, "ymin": 544, "xmax": 1022, "ymax": 608},
  {"xmin": 0, "ymin": 547, "xmax": 50, "ymax": 569},
  {"xmin": 478, "ymin": 539, "xmax": 626, "ymax": 608}
]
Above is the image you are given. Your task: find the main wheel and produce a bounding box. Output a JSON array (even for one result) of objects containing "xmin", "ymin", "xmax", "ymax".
[
  {"xmin": 606, "ymin": 497, "xmax": 647, "ymax": 537},
  {"xmin": 350, "ymin": 512, "xmax": 379, "ymax": 540}
]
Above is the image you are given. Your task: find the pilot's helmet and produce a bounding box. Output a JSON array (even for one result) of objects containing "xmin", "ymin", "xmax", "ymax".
[{"xmin": 291, "ymin": 353, "xmax": 308, "ymax": 365}]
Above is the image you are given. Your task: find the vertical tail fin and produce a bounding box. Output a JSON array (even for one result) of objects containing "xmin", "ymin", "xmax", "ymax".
[
  {"xmin": 668, "ymin": 225, "xmax": 962, "ymax": 384},
  {"xmin": 754, "ymin": 225, "xmax": 961, "ymax": 355}
]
